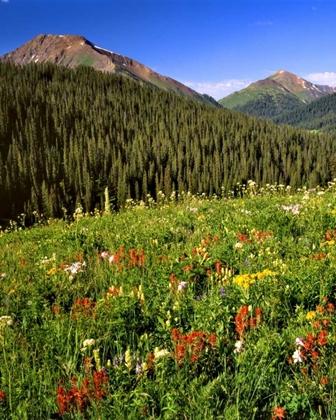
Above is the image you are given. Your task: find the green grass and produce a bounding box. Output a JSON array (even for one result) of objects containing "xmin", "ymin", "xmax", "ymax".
[
  {"xmin": 75, "ymin": 54, "xmax": 96, "ymax": 67},
  {"xmin": 1, "ymin": 183, "xmax": 336, "ymax": 419},
  {"xmin": 219, "ymin": 84, "xmax": 286, "ymax": 109}
]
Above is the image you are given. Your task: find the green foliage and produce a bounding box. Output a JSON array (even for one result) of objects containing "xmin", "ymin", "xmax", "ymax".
[{"xmin": 0, "ymin": 186, "xmax": 336, "ymax": 418}]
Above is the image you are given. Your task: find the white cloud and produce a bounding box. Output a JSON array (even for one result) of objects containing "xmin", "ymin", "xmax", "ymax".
[
  {"xmin": 304, "ymin": 72, "xmax": 336, "ymax": 87},
  {"xmin": 183, "ymin": 79, "xmax": 252, "ymax": 100},
  {"xmin": 1, "ymin": 0, "xmax": 9, "ymax": 3}
]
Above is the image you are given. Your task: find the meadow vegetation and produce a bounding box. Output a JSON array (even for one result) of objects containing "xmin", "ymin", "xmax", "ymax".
[{"xmin": 1, "ymin": 182, "xmax": 336, "ymax": 419}]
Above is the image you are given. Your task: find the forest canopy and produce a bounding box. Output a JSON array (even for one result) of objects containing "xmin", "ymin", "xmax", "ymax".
[{"xmin": 0, "ymin": 62, "xmax": 335, "ymax": 222}]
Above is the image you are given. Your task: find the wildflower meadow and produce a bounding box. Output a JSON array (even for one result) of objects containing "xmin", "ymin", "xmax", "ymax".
[{"xmin": 1, "ymin": 183, "xmax": 336, "ymax": 419}]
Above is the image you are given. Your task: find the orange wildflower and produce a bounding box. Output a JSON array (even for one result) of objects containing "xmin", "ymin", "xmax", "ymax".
[{"xmin": 272, "ymin": 406, "xmax": 286, "ymax": 419}]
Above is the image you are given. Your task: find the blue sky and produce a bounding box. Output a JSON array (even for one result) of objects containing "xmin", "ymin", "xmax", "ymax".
[{"xmin": 1, "ymin": 0, "xmax": 336, "ymax": 99}]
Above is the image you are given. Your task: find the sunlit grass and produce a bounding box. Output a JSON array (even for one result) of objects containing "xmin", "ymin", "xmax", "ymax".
[{"xmin": 1, "ymin": 182, "xmax": 336, "ymax": 419}]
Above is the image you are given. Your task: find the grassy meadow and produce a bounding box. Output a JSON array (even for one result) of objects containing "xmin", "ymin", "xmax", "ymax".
[{"xmin": 1, "ymin": 183, "xmax": 336, "ymax": 419}]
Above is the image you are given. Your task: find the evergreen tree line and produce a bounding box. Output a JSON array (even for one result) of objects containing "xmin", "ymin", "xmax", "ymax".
[
  {"xmin": 234, "ymin": 92, "xmax": 302, "ymax": 119},
  {"xmin": 273, "ymin": 92, "xmax": 336, "ymax": 133},
  {"xmin": 0, "ymin": 61, "xmax": 335, "ymax": 223}
]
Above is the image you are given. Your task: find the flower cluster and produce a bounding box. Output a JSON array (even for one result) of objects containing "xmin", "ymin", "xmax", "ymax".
[
  {"xmin": 56, "ymin": 369, "xmax": 108, "ymax": 416},
  {"xmin": 282, "ymin": 204, "xmax": 300, "ymax": 215},
  {"xmin": 99, "ymin": 250, "xmax": 115, "ymax": 264},
  {"xmin": 109, "ymin": 349, "xmax": 147, "ymax": 376},
  {"xmin": 290, "ymin": 298, "xmax": 334, "ymax": 381},
  {"xmin": 171, "ymin": 328, "xmax": 216, "ymax": 364},
  {"xmin": 291, "ymin": 330, "xmax": 328, "ymax": 368},
  {"xmin": 106, "ymin": 285, "xmax": 122, "ymax": 299},
  {"xmin": 322, "ymin": 229, "xmax": 336, "ymax": 246},
  {"xmin": 325, "ymin": 230, "xmax": 336, "ymax": 242},
  {"xmin": 101, "ymin": 247, "xmax": 125, "ymax": 270},
  {"xmin": 39, "ymin": 253, "xmax": 57, "ymax": 266},
  {"xmin": 236, "ymin": 230, "xmax": 273, "ymax": 244},
  {"xmin": 100, "ymin": 247, "xmax": 146, "ymax": 270},
  {"xmin": 112, "ymin": 353, "xmax": 124, "ymax": 367},
  {"xmin": 233, "ymin": 269, "xmax": 277, "ymax": 289},
  {"xmin": 62, "ymin": 261, "xmax": 86, "ymax": 276},
  {"xmin": 71, "ymin": 298, "xmax": 96, "ymax": 319},
  {"xmin": 81, "ymin": 339, "xmax": 96, "ymax": 352},
  {"xmin": 235, "ymin": 305, "xmax": 262, "ymax": 339},
  {"xmin": 310, "ymin": 253, "xmax": 327, "ymax": 260},
  {"xmin": 129, "ymin": 249, "xmax": 146, "ymax": 267}
]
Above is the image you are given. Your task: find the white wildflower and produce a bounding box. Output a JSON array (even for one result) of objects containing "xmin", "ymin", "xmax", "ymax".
[
  {"xmin": 295, "ymin": 337, "xmax": 304, "ymax": 347},
  {"xmin": 81, "ymin": 338, "xmax": 96, "ymax": 352},
  {"xmin": 63, "ymin": 261, "xmax": 86, "ymax": 275},
  {"xmin": 292, "ymin": 349, "xmax": 303, "ymax": 363},
  {"xmin": 234, "ymin": 340, "xmax": 244, "ymax": 353},
  {"xmin": 154, "ymin": 347, "xmax": 170, "ymax": 359}
]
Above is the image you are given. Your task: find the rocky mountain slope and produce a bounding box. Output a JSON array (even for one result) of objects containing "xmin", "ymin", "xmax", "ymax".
[
  {"xmin": 0, "ymin": 34, "xmax": 217, "ymax": 106},
  {"xmin": 219, "ymin": 70, "xmax": 336, "ymax": 118}
]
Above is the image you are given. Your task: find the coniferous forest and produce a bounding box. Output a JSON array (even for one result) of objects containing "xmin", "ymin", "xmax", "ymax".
[
  {"xmin": 273, "ymin": 92, "xmax": 336, "ymax": 133},
  {"xmin": 0, "ymin": 61, "xmax": 335, "ymax": 223}
]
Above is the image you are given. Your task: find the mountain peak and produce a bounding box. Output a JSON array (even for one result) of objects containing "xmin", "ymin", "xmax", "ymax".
[
  {"xmin": 219, "ymin": 69, "xmax": 336, "ymax": 117},
  {"xmin": 0, "ymin": 34, "xmax": 218, "ymax": 107},
  {"xmin": 273, "ymin": 69, "xmax": 286, "ymax": 75},
  {"xmin": 269, "ymin": 69, "xmax": 299, "ymax": 81}
]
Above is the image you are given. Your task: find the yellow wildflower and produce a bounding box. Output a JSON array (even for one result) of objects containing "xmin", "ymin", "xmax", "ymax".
[
  {"xmin": 233, "ymin": 269, "xmax": 277, "ymax": 289},
  {"xmin": 125, "ymin": 349, "xmax": 132, "ymax": 370},
  {"xmin": 306, "ymin": 311, "xmax": 316, "ymax": 320},
  {"xmin": 93, "ymin": 348, "xmax": 101, "ymax": 371},
  {"xmin": 233, "ymin": 274, "xmax": 256, "ymax": 289}
]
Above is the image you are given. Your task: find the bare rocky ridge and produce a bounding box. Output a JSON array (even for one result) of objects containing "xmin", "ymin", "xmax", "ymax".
[
  {"xmin": 268, "ymin": 70, "xmax": 336, "ymax": 102},
  {"xmin": 0, "ymin": 34, "xmax": 213, "ymax": 105}
]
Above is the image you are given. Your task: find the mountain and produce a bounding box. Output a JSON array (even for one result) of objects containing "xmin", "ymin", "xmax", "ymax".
[
  {"xmin": 273, "ymin": 91, "xmax": 336, "ymax": 133},
  {"xmin": 268, "ymin": 70, "xmax": 336, "ymax": 101},
  {"xmin": 219, "ymin": 70, "xmax": 336, "ymax": 118},
  {"xmin": 0, "ymin": 34, "xmax": 218, "ymax": 107}
]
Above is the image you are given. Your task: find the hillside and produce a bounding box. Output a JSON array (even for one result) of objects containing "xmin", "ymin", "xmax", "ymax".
[
  {"xmin": 1, "ymin": 186, "xmax": 336, "ymax": 418},
  {"xmin": 273, "ymin": 92, "xmax": 336, "ymax": 133},
  {"xmin": 219, "ymin": 70, "xmax": 336, "ymax": 118},
  {"xmin": 0, "ymin": 34, "xmax": 218, "ymax": 107},
  {"xmin": 0, "ymin": 61, "xmax": 335, "ymax": 224}
]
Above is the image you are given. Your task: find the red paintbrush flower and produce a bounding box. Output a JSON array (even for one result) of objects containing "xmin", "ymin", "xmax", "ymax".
[{"xmin": 272, "ymin": 406, "xmax": 286, "ymax": 419}]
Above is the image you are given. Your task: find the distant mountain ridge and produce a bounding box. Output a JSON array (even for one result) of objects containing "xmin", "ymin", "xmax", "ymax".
[
  {"xmin": 219, "ymin": 70, "xmax": 336, "ymax": 118},
  {"xmin": 0, "ymin": 34, "xmax": 218, "ymax": 106}
]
